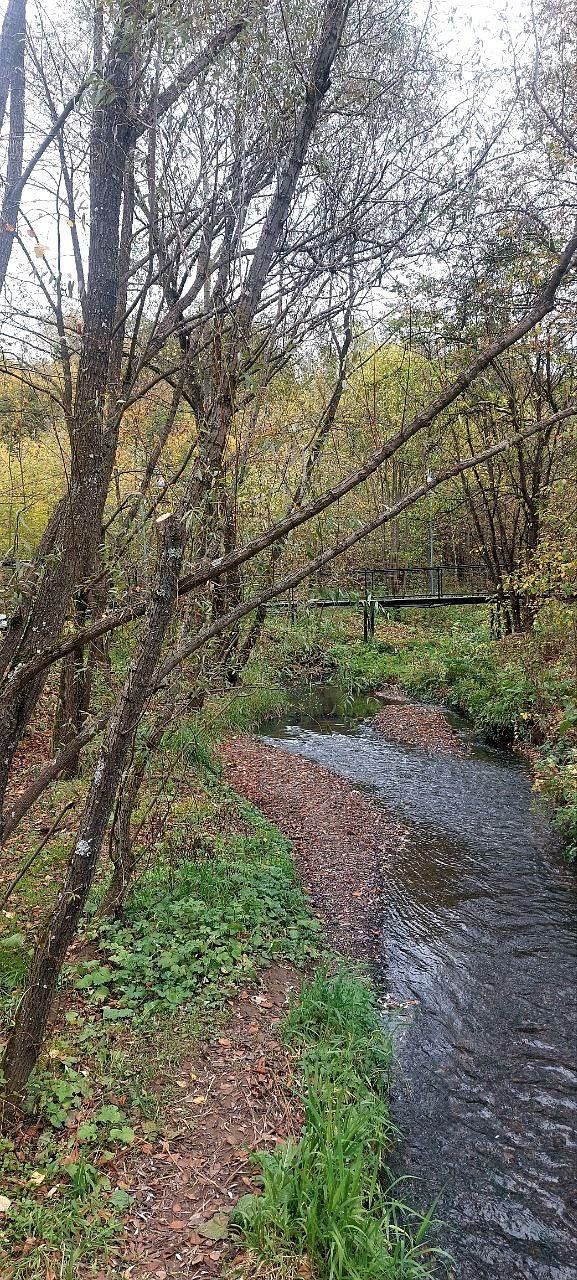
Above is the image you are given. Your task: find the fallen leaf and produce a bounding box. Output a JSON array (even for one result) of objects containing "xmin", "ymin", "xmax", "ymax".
[{"xmin": 197, "ymin": 1212, "xmax": 229, "ymax": 1241}]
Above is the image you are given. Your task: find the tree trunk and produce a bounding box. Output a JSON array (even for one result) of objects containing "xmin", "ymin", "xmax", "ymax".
[
  {"xmin": 0, "ymin": 0, "xmax": 26, "ymax": 294},
  {"xmin": 0, "ymin": 11, "xmax": 138, "ymax": 827},
  {"xmin": 1, "ymin": 515, "xmax": 183, "ymax": 1117},
  {"xmin": 101, "ymin": 750, "xmax": 144, "ymax": 917}
]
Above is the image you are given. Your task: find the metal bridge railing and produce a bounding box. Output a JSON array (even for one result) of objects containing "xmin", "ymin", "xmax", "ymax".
[{"xmin": 314, "ymin": 563, "xmax": 493, "ymax": 601}]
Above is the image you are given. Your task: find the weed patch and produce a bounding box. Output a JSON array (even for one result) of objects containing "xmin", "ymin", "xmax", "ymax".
[
  {"xmin": 0, "ymin": 794, "xmax": 322, "ymax": 1278},
  {"xmin": 232, "ymin": 966, "xmax": 439, "ymax": 1280}
]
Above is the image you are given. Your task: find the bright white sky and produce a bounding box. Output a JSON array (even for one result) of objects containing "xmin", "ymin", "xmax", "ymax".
[{"xmin": 1, "ymin": 0, "xmax": 534, "ymax": 361}]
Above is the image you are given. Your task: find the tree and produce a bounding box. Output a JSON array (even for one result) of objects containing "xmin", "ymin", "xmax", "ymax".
[{"xmin": 1, "ymin": 0, "xmax": 576, "ymax": 1121}]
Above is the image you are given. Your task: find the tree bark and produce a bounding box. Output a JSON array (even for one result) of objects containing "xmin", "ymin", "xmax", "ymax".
[
  {"xmin": 0, "ymin": 0, "xmax": 26, "ymax": 294},
  {"xmin": 0, "ymin": 9, "xmax": 138, "ymax": 824},
  {"xmin": 1, "ymin": 515, "xmax": 183, "ymax": 1115}
]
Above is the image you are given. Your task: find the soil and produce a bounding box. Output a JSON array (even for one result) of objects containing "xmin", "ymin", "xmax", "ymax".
[
  {"xmin": 221, "ymin": 736, "xmax": 408, "ymax": 962},
  {"xmin": 121, "ymin": 964, "xmax": 301, "ymax": 1280}
]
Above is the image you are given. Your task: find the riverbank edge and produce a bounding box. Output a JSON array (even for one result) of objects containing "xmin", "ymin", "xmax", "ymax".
[
  {"xmin": 217, "ymin": 734, "xmax": 441, "ymax": 1279},
  {"xmin": 0, "ymin": 761, "xmax": 435, "ymax": 1280},
  {"xmin": 315, "ymin": 622, "xmax": 577, "ymax": 862}
]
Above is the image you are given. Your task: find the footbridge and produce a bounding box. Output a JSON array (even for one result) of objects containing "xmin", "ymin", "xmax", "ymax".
[{"xmin": 273, "ymin": 563, "xmax": 496, "ymax": 638}]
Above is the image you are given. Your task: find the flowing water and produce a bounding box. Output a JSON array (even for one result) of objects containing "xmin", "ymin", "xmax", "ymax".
[{"xmin": 262, "ymin": 693, "xmax": 577, "ymax": 1280}]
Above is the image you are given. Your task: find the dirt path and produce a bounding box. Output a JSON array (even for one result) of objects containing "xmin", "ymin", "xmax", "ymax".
[
  {"xmin": 122, "ymin": 965, "xmax": 301, "ymax": 1279},
  {"xmin": 123, "ymin": 698, "xmax": 455, "ymax": 1278},
  {"xmin": 221, "ymin": 736, "xmax": 408, "ymax": 962}
]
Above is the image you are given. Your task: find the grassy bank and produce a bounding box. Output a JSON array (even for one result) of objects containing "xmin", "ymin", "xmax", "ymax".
[
  {"xmin": 1, "ymin": 768, "xmax": 436, "ymax": 1278},
  {"xmin": 233, "ymin": 966, "xmax": 437, "ymax": 1280},
  {"xmin": 238, "ymin": 607, "xmax": 577, "ymax": 861},
  {"xmin": 0, "ymin": 790, "xmax": 319, "ymax": 1277}
]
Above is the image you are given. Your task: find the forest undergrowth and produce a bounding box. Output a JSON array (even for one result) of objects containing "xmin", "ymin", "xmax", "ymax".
[
  {"xmin": 1, "ymin": 602, "xmax": 575, "ymax": 1277},
  {"xmin": 0, "ymin": 652, "xmax": 438, "ymax": 1279}
]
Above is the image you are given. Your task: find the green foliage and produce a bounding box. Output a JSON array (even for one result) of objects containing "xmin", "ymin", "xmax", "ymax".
[
  {"xmin": 375, "ymin": 623, "xmax": 535, "ymax": 743},
  {"xmin": 203, "ymin": 676, "xmax": 294, "ymax": 738},
  {"xmin": 0, "ymin": 933, "xmax": 30, "ymax": 1002},
  {"xmin": 329, "ymin": 637, "xmax": 409, "ymax": 694},
  {"xmin": 27, "ymin": 1061, "xmax": 93, "ymax": 1129},
  {"xmin": 0, "ymin": 1134, "xmax": 124, "ymax": 1279},
  {"xmin": 71, "ymin": 805, "xmax": 321, "ymax": 1019},
  {"xmin": 233, "ymin": 966, "xmax": 439, "ymax": 1280},
  {"xmin": 534, "ymin": 714, "xmax": 577, "ymax": 862},
  {"xmin": 160, "ymin": 720, "xmax": 221, "ymax": 776}
]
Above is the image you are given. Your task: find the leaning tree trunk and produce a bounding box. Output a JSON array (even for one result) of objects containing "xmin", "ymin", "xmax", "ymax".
[
  {"xmin": 101, "ymin": 743, "xmax": 144, "ymax": 917},
  {"xmin": 0, "ymin": 516, "xmax": 183, "ymax": 1119},
  {"xmin": 101, "ymin": 677, "xmax": 209, "ymax": 918},
  {"xmin": 52, "ymin": 594, "xmax": 93, "ymax": 776}
]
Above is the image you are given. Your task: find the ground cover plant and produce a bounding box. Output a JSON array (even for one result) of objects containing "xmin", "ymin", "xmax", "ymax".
[
  {"xmin": 0, "ymin": 791, "xmax": 324, "ymax": 1278},
  {"xmin": 232, "ymin": 965, "xmax": 439, "ymax": 1280}
]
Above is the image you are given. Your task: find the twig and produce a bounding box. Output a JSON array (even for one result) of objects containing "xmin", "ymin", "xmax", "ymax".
[{"xmin": 0, "ymin": 799, "xmax": 77, "ymax": 908}]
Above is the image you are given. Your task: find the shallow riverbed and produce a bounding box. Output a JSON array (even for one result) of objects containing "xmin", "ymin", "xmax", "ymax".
[{"xmin": 261, "ymin": 696, "xmax": 577, "ymax": 1280}]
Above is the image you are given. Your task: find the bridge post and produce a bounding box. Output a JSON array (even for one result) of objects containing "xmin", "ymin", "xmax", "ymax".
[{"xmin": 363, "ymin": 599, "xmax": 375, "ymax": 641}]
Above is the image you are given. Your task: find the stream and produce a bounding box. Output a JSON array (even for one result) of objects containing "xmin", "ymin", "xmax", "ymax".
[{"xmin": 261, "ymin": 692, "xmax": 577, "ymax": 1280}]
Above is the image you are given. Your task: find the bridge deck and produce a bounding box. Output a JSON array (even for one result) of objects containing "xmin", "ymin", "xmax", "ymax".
[{"xmin": 294, "ymin": 593, "xmax": 492, "ymax": 609}]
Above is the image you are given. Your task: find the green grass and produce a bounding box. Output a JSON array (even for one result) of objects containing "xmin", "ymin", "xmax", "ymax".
[
  {"xmin": 0, "ymin": 1132, "xmax": 125, "ymax": 1280},
  {"xmin": 232, "ymin": 966, "xmax": 440, "ymax": 1280},
  {"xmin": 72, "ymin": 801, "xmax": 322, "ymax": 1019},
  {"xmin": 534, "ymin": 713, "xmax": 577, "ymax": 863},
  {"xmin": 0, "ymin": 793, "xmax": 322, "ymax": 1279}
]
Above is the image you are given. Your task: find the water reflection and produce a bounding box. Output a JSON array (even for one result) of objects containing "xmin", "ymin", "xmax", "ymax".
[{"xmin": 262, "ymin": 697, "xmax": 577, "ymax": 1280}]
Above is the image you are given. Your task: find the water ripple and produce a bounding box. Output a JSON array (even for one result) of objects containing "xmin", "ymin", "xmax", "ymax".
[{"xmin": 261, "ymin": 711, "xmax": 577, "ymax": 1279}]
